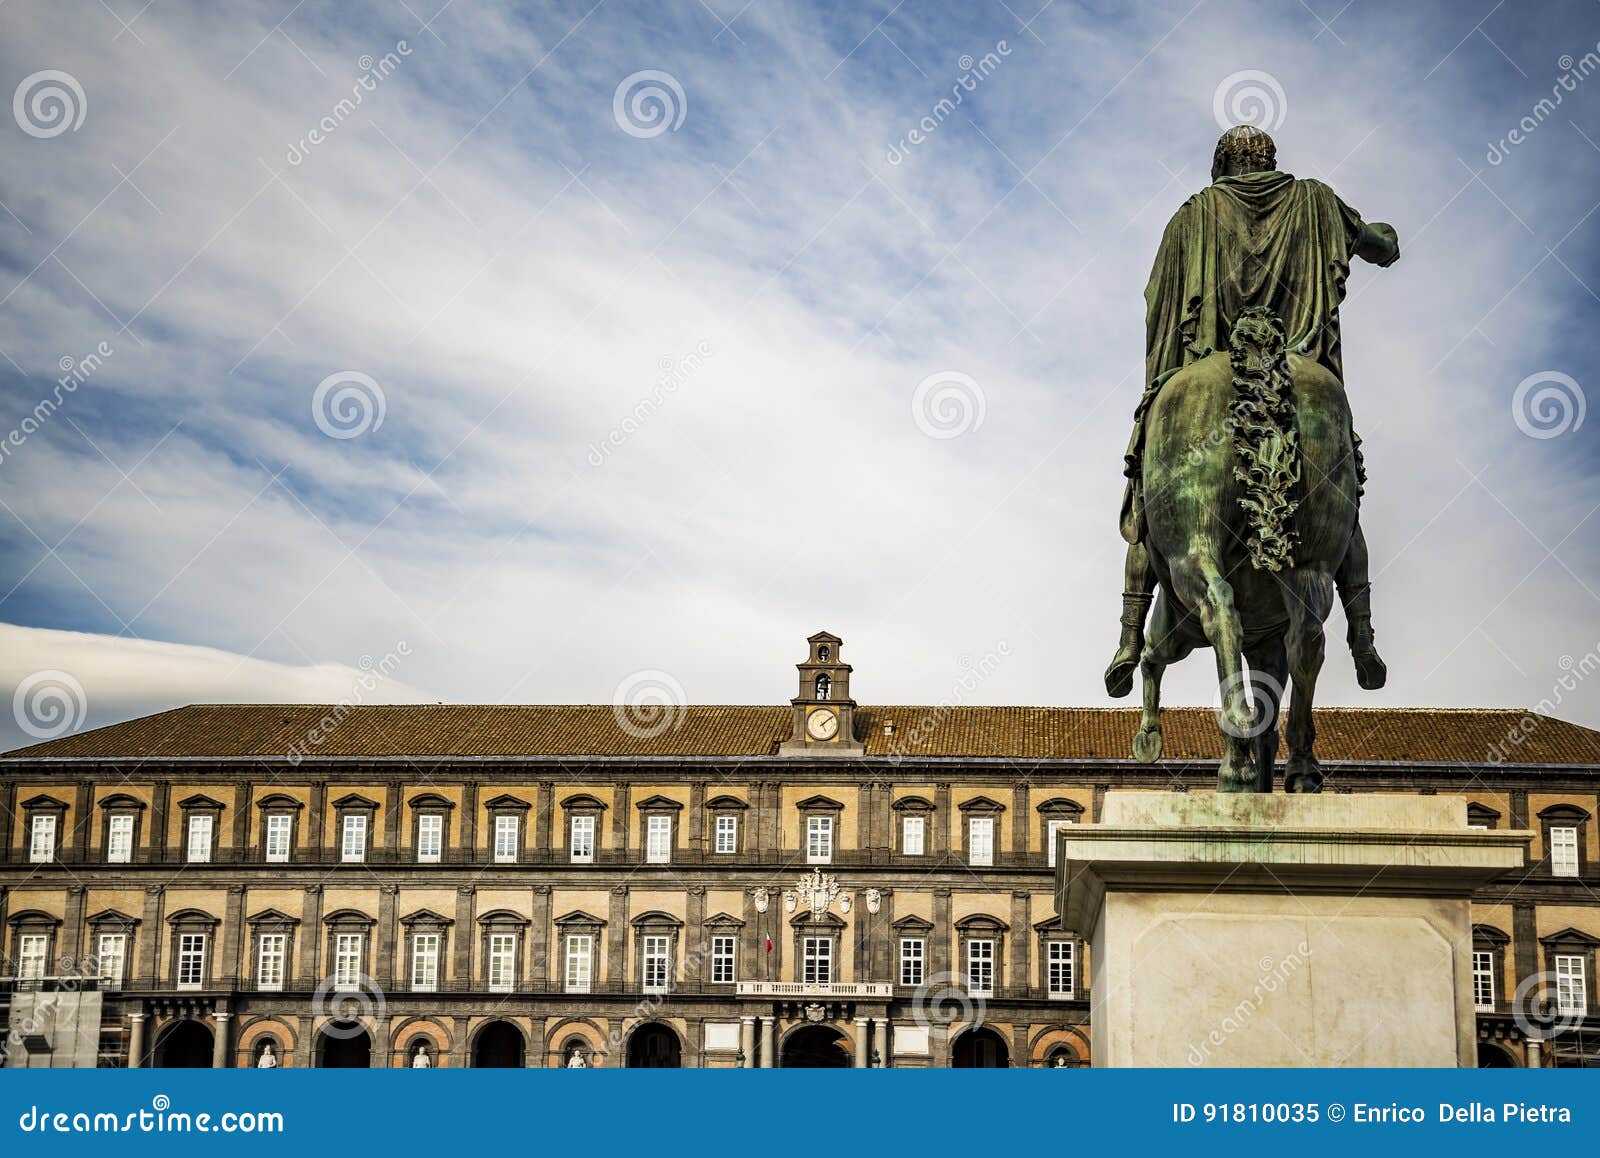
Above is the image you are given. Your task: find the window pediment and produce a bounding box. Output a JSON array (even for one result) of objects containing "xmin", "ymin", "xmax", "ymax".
[
  {"xmin": 400, "ymin": 908, "xmax": 453, "ymax": 927},
  {"xmin": 1471, "ymin": 923, "xmax": 1510, "ymax": 946},
  {"xmin": 1540, "ymin": 926, "xmax": 1600, "ymax": 948},
  {"xmin": 705, "ymin": 795, "xmax": 749, "ymax": 811},
  {"xmin": 560, "ymin": 794, "xmax": 608, "ymax": 812},
  {"xmin": 1538, "ymin": 803, "xmax": 1592, "ymax": 823},
  {"xmin": 322, "ymin": 908, "xmax": 376, "ymax": 928},
  {"xmin": 891, "ymin": 915, "xmax": 934, "ymax": 933},
  {"xmin": 86, "ymin": 908, "xmax": 140, "ymax": 928},
  {"xmin": 958, "ymin": 795, "xmax": 1006, "ymax": 813},
  {"xmin": 331, "ymin": 793, "xmax": 379, "ymax": 811},
  {"xmin": 955, "ymin": 913, "xmax": 1009, "ymax": 933},
  {"xmin": 176, "ymin": 793, "xmax": 226, "ymax": 811},
  {"xmin": 795, "ymin": 794, "xmax": 844, "ymax": 812},
  {"xmin": 98, "ymin": 793, "xmax": 147, "ymax": 812},
  {"xmin": 408, "ymin": 792, "xmax": 455, "ymax": 811},
  {"xmin": 892, "ymin": 795, "xmax": 934, "ymax": 812},
  {"xmin": 256, "ymin": 793, "xmax": 303, "ymax": 811},
  {"xmin": 22, "ymin": 795, "xmax": 68, "ymax": 812},
  {"xmin": 554, "ymin": 909, "xmax": 607, "ymax": 928},
  {"xmin": 165, "ymin": 908, "xmax": 220, "ymax": 928},
  {"xmin": 790, "ymin": 911, "xmax": 846, "ymax": 930},
  {"xmin": 7, "ymin": 909, "xmax": 63, "ymax": 929},
  {"xmin": 483, "ymin": 793, "xmax": 532, "ymax": 811},
  {"xmin": 1035, "ymin": 797, "xmax": 1085, "ymax": 816},
  {"xmin": 703, "ymin": 912, "xmax": 746, "ymax": 929},
  {"xmin": 634, "ymin": 794, "xmax": 684, "ymax": 812},
  {"xmin": 631, "ymin": 909, "xmax": 685, "ymax": 929},
  {"xmin": 477, "ymin": 908, "xmax": 531, "ymax": 927},
  {"xmin": 246, "ymin": 908, "xmax": 300, "ymax": 927}
]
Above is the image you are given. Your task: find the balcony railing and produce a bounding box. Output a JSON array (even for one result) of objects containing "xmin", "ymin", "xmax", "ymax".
[{"xmin": 736, "ymin": 980, "xmax": 895, "ymax": 999}]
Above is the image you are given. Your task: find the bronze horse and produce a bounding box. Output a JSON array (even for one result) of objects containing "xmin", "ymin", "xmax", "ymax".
[{"xmin": 1131, "ymin": 307, "xmax": 1361, "ymax": 793}]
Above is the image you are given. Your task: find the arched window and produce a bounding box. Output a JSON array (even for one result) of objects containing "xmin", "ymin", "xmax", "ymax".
[{"xmin": 815, "ymin": 674, "xmax": 831, "ymax": 701}]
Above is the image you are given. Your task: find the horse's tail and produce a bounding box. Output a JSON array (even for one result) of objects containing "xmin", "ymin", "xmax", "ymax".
[{"xmin": 1227, "ymin": 306, "xmax": 1300, "ymax": 572}]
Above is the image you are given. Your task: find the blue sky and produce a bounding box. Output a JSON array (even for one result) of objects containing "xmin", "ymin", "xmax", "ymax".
[{"xmin": 0, "ymin": 0, "xmax": 1597, "ymax": 749}]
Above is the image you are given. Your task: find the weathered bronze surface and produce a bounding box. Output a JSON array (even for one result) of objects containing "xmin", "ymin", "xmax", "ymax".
[{"xmin": 1110, "ymin": 126, "xmax": 1401, "ymax": 792}]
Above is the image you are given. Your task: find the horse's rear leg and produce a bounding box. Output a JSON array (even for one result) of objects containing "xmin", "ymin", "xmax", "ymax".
[
  {"xmin": 1282, "ymin": 569, "xmax": 1336, "ymax": 793},
  {"xmin": 1244, "ymin": 637, "xmax": 1288, "ymax": 793},
  {"xmin": 1134, "ymin": 590, "xmax": 1191, "ymax": 763},
  {"xmin": 1170, "ymin": 558, "xmax": 1255, "ymax": 791}
]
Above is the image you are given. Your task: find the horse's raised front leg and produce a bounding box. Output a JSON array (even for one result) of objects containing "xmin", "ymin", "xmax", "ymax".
[
  {"xmin": 1244, "ymin": 636, "xmax": 1288, "ymax": 793},
  {"xmin": 1133, "ymin": 590, "xmax": 1191, "ymax": 763},
  {"xmin": 1282, "ymin": 569, "xmax": 1336, "ymax": 793},
  {"xmin": 1170, "ymin": 557, "xmax": 1255, "ymax": 791}
]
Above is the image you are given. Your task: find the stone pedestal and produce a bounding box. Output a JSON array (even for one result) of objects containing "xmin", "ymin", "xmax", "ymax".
[{"xmin": 1055, "ymin": 792, "xmax": 1529, "ymax": 1068}]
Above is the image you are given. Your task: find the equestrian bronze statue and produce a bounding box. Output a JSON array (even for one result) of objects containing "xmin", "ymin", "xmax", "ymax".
[{"xmin": 1110, "ymin": 126, "xmax": 1400, "ymax": 792}]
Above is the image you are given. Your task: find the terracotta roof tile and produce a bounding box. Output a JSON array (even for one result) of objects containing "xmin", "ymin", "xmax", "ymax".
[{"xmin": 5, "ymin": 704, "xmax": 1597, "ymax": 765}]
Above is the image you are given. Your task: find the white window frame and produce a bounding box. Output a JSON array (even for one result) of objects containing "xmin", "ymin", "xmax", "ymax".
[
  {"xmin": 416, "ymin": 813, "xmax": 443, "ymax": 863},
  {"xmin": 17, "ymin": 932, "xmax": 49, "ymax": 981},
  {"xmin": 968, "ymin": 816, "xmax": 995, "ymax": 867},
  {"xmin": 29, "ymin": 814, "xmax": 56, "ymax": 863},
  {"xmin": 264, "ymin": 813, "xmax": 292, "ymax": 863},
  {"xmin": 1046, "ymin": 817, "xmax": 1076, "ymax": 868},
  {"xmin": 1555, "ymin": 953, "xmax": 1587, "ymax": 1017},
  {"xmin": 411, "ymin": 932, "xmax": 440, "ymax": 993},
  {"xmin": 711, "ymin": 935, "xmax": 737, "ymax": 984},
  {"xmin": 1551, "ymin": 825, "xmax": 1580, "ymax": 877},
  {"xmin": 494, "ymin": 814, "xmax": 519, "ymax": 864},
  {"xmin": 186, "ymin": 813, "xmax": 214, "ymax": 863},
  {"xmin": 642, "ymin": 933, "xmax": 671, "ymax": 993},
  {"xmin": 487, "ymin": 931, "xmax": 517, "ymax": 993},
  {"xmin": 97, "ymin": 932, "xmax": 127, "ymax": 988},
  {"xmin": 341, "ymin": 814, "xmax": 368, "ymax": 863},
  {"xmin": 900, "ymin": 937, "xmax": 925, "ymax": 987},
  {"xmin": 901, "ymin": 815, "xmax": 925, "ymax": 856},
  {"xmin": 967, "ymin": 938, "xmax": 995, "ymax": 997},
  {"xmin": 645, "ymin": 815, "xmax": 673, "ymax": 864},
  {"xmin": 570, "ymin": 815, "xmax": 595, "ymax": 864},
  {"xmin": 177, "ymin": 932, "xmax": 207, "ymax": 990},
  {"xmin": 107, "ymin": 813, "xmax": 135, "ymax": 864},
  {"xmin": 714, "ymin": 814, "xmax": 738, "ymax": 855},
  {"xmin": 333, "ymin": 932, "xmax": 364, "ymax": 989},
  {"xmin": 802, "ymin": 936, "xmax": 833, "ymax": 984},
  {"xmin": 256, "ymin": 932, "xmax": 286, "ymax": 992},
  {"xmin": 1047, "ymin": 940, "xmax": 1076, "ymax": 999},
  {"xmin": 806, "ymin": 815, "xmax": 833, "ymax": 865},
  {"xmin": 1472, "ymin": 949, "xmax": 1494, "ymax": 1011},
  {"xmin": 565, "ymin": 934, "xmax": 593, "ymax": 994}
]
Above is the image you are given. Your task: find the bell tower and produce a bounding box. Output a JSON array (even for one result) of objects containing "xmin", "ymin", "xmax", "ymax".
[{"xmin": 780, "ymin": 631, "xmax": 864, "ymax": 756}]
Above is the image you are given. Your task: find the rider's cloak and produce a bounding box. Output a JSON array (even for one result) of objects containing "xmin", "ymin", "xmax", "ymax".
[{"xmin": 1121, "ymin": 169, "xmax": 1374, "ymax": 542}]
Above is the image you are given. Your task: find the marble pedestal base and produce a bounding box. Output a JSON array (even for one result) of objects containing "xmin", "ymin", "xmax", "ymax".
[{"xmin": 1055, "ymin": 792, "xmax": 1529, "ymax": 1068}]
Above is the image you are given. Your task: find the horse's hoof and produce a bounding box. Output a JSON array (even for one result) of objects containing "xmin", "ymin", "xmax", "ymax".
[
  {"xmin": 1354, "ymin": 648, "xmax": 1387, "ymax": 691},
  {"xmin": 1132, "ymin": 726, "xmax": 1163, "ymax": 764},
  {"xmin": 1285, "ymin": 756, "xmax": 1323, "ymax": 794},
  {"xmin": 1104, "ymin": 654, "xmax": 1137, "ymax": 699}
]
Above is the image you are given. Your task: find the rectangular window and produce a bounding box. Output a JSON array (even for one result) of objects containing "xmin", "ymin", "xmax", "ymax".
[
  {"xmin": 802, "ymin": 936, "xmax": 833, "ymax": 984},
  {"xmin": 642, "ymin": 934, "xmax": 671, "ymax": 993},
  {"xmin": 1556, "ymin": 954, "xmax": 1587, "ymax": 1016},
  {"xmin": 714, "ymin": 814, "xmax": 738, "ymax": 855},
  {"xmin": 334, "ymin": 933, "xmax": 363, "ymax": 988},
  {"xmin": 969, "ymin": 816, "xmax": 994, "ymax": 867},
  {"xmin": 264, "ymin": 813, "xmax": 292, "ymax": 862},
  {"xmin": 1046, "ymin": 818, "xmax": 1076, "ymax": 868},
  {"xmin": 565, "ymin": 934, "xmax": 593, "ymax": 993},
  {"xmin": 341, "ymin": 814, "xmax": 367, "ymax": 862},
  {"xmin": 494, "ymin": 814, "xmax": 519, "ymax": 863},
  {"xmin": 177, "ymin": 933, "xmax": 206, "ymax": 989},
  {"xmin": 1048, "ymin": 941, "xmax": 1075, "ymax": 999},
  {"xmin": 186, "ymin": 813, "xmax": 214, "ymax": 863},
  {"xmin": 806, "ymin": 816, "xmax": 833, "ymax": 864},
  {"xmin": 902, "ymin": 815, "xmax": 925, "ymax": 856},
  {"xmin": 417, "ymin": 813, "xmax": 443, "ymax": 863},
  {"xmin": 900, "ymin": 937, "xmax": 925, "ymax": 987},
  {"xmin": 570, "ymin": 815, "xmax": 595, "ymax": 863},
  {"xmin": 97, "ymin": 933, "xmax": 127, "ymax": 988},
  {"xmin": 106, "ymin": 813, "xmax": 134, "ymax": 864},
  {"xmin": 488, "ymin": 932, "xmax": 517, "ymax": 992},
  {"xmin": 29, "ymin": 814, "xmax": 56, "ymax": 863},
  {"xmin": 256, "ymin": 933, "xmax": 286, "ymax": 991},
  {"xmin": 1472, "ymin": 950, "xmax": 1495, "ymax": 1011},
  {"xmin": 967, "ymin": 939, "xmax": 995, "ymax": 997},
  {"xmin": 1551, "ymin": 826, "xmax": 1580, "ymax": 877},
  {"xmin": 711, "ymin": 935, "xmax": 737, "ymax": 983},
  {"xmin": 646, "ymin": 815, "xmax": 672, "ymax": 864},
  {"xmin": 18, "ymin": 933, "xmax": 49, "ymax": 981},
  {"xmin": 411, "ymin": 933, "xmax": 440, "ymax": 993}
]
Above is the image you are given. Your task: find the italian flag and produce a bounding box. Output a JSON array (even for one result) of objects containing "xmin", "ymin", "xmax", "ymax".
[{"xmin": 765, "ymin": 932, "xmax": 773, "ymax": 952}]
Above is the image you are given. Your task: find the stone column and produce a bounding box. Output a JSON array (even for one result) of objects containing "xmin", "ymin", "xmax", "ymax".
[
  {"xmin": 212, "ymin": 1004, "xmax": 231, "ymax": 1069},
  {"xmin": 73, "ymin": 780, "xmax": 93, "ymax": 864},
  {"xmin": 1526, "ymin": 1038, "xmax": 1543, "ymax": 1068},
  {"xmin": 372, "ymin": 1015, "xmax": 391, "ymax": 1068},
  {"xmin": 934, "ymin": 784, "xmax": 952, "ymax": 860},
  {"xmin": 931, "ymin": 888, "xmax": 952, "ymax": 979},
  {"xmin": 740, "ymin": 1017, "xmax": 756, "ymax": 1068},
  {"xmin": 151, "ymin": 782, "xmax": 170, "ymax": 863},
  {"xmin": 222, "ymin": 886, "xmax": 245, "ymax": 987},
  {"xmin": 853, "ymin": 1017, "xmax": 869, "ymax": 1067},
  {"xmin": 232, "ymin": 781, "xmax": 253, "ymax": 857},
  {"xmin": 759, "ymin": 1016, "xmax": 775, "ymax": 1068},
  {"xmin": 64, "ymin": 884, "xmax": 87, "ymax": 965},
  {"xmin": 612, "ymin": 784, "xmax": 631, "ymax": 859},
  {"xmin": 127, "ymin": 1011, "xmax": 147, "ymax": 1069},
  {"xmin": 377, "ymin": 885, "xmax": 398, "ymax": 985},
  {"xmin": 685, "ymin": 886, "xmax": 706, "ymax": 981},
  {"xmin": 688, "ymin": 782, "xmax": 706, "ymax": 858},
  {"xmin": 607, "ymin": 886, "xmax": 629, "ymax": 985},
  {"xmin": 536, "ymin": 782, "xmax": 555, "ymax": 858},
  {"xmin": 453, "ymin": 886, "xmax": 476, "ymax": 985},
  {"xmin": 299, "ymin": 885, "xmax": 323, "ymax": 983},
  {"xmin": 461, "ymin": 782, "xmax": 479, "ymax": 862},
  {"xmin": 1009, "ymin": 891, "xmax": 1031, "ymax": 997},
  {"xmin": 383, "ymin": 782, "xmax": 402, "ymax": 860},
  {"xmin": 530, "ymin": 884, "xmax": 551, "ymax": 987},
  {"xmin": 1011, "ymin": 781, "xmax": 1030, "ymax": 857},
  {"xmin": 0, "ymin": 783, "xmax": 13, "ymax": 863},
  {"xmin": 138, "ymin": 886, "xmax": 165, "ymax": 982},
  {"xmin": 309, "ymin": 782, "xmax": 328, "ymax": 859},
  {"xmin": 871, "ymin": 1017, "xmax": 886, "ymax": 1066}
]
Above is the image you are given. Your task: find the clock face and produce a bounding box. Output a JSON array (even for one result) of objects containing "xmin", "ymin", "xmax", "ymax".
[{"xmin": 806, "ymin": 707, "xmax": 839, "ymax": 741}]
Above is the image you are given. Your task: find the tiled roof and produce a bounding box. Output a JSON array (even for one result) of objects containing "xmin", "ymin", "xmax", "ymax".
[{"xmin": 4, "ymin": 704, "xmax": 1598, "ymax": 765}]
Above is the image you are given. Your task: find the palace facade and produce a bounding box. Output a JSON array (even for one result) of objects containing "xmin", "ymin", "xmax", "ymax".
[{"xmin": 3, "ymin": 633, "xmax": 1600, "ymax": 1069}]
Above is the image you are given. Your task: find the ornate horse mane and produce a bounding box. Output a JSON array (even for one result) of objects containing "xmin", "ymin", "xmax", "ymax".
[{"xmin": 1227, "ymin": 307, "xmax": 1300, "ymax": 572}]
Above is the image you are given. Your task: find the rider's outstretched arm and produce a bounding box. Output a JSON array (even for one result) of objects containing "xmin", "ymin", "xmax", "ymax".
[{"xmin": 1356, "ymin": 221, "xmax": 1400, "ymax": 267}]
